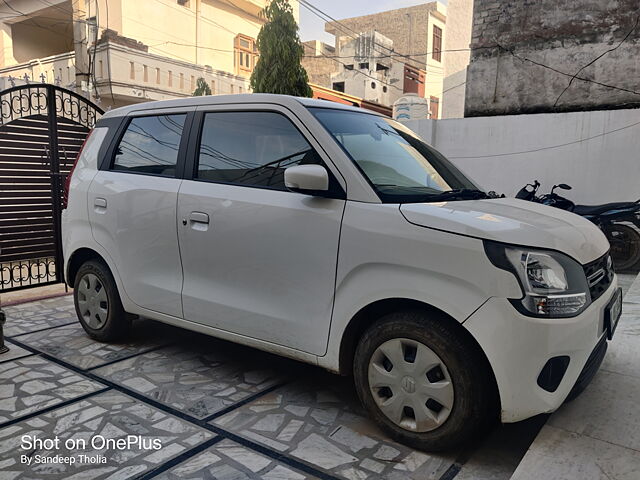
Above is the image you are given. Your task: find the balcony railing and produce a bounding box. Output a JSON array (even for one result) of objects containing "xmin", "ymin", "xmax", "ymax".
[{"xmin": 0, "ymin": 42, "xmax": 250, "ymax": 104}]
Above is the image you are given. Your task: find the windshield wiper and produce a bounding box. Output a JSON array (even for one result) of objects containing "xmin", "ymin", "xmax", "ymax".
[
  {"xmin": 375, "ymin": 186, "xmax": 491, "ymax": 202},
  {"xmin": 421, "ymin": 188, "xmax": 490, "ymax": 202}
]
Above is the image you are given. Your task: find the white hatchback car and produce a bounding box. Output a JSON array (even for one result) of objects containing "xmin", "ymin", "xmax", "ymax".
[{"xmin": 63, "ymin": 94, "xmax": 621, "ymax": 451}]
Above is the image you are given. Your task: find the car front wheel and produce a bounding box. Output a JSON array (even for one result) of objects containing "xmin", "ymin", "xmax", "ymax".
[{"xmin": 353, "ymin": 310, "xmax": 497, "ymax": 451}]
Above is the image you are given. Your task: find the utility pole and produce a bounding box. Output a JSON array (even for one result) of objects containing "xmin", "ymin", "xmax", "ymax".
[
  {"xmin": 195, "ymin": 0, "xmax": 201, "ymax": 64},
  {"xmin": 72, "ymin": 0, "xmax": 90, "ymax": 96}
]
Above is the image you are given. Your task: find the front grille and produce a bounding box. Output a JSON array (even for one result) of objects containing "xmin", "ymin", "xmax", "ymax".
[{"xmin": 584, "ymin": 252, "xmax": 614, "ymax": 302}]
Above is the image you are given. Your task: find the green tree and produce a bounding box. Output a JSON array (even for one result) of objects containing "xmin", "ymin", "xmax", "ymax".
[
  {"xmin": 192, "ymin": 77, "xmax": 212, "ymax": 96},
  {"xmin": 250, "ymin": 0, "xmax": 312, "ymax": 97}
]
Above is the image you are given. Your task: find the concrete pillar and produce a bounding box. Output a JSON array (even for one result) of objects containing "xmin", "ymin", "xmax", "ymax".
[{"xmin": 0, "ymin": 23, "xmax": 16, "ymax": 67}]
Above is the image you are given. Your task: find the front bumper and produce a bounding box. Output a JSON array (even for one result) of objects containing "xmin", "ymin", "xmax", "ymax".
[{"xmin": 463, "ymin": 276, "xmax": 619, "ymax": 423}]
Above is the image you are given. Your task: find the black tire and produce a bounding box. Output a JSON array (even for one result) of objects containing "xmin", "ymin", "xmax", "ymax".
[
  {"xmin": 353, "ymin": 310, "xmax": 498, "ymax": 451},
  {"xmin": 73, "ymin": 260, "xmax": 131, "ymax": 342},
  {"xmin": 605, "ymin": 223, "xmax": 640, "ymax": 272}
]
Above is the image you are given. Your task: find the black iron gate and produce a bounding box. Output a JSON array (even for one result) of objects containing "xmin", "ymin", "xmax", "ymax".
[{"xmin": 0, "ymin": 84, "xmax": 103, "ymax": 292}]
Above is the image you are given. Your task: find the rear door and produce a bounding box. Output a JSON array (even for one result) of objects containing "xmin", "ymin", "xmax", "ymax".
[
  {"xmin": 88, "ymin": 110, "xmax": 192, "ymax": 318},
  {"xmin": 177, "ymin": 106, "xmax": 346, "ymax": 355}
]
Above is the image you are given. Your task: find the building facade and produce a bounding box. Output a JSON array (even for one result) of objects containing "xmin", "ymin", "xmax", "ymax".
[
  {"xmin": 303, "ymin": 2, "xmax": 447, "ymax": 118},
  {"xmin": 441, "ymin": 0, "xmax": 472, "ymax": 118},
  {"xmin": 302, "ymin": 40, "xmax": 335, "ymax": 87},
  {"xmin": 465, "ymin": 0, "xmax": 640, "ymax": 117},
  {"xmin": 326, "ymin": 31, "xmax": 425, "ymax": 109},
  {"xmin": 0, "ymin": 0, "xmax": 300, "ymax": 109}
]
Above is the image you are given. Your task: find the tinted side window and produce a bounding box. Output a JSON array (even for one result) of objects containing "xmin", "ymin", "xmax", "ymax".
[
  {"xmin": 196, "ymin": 111, "xmax": 321, "ymax": 190},
  {"xmin": 113, "ymin": 114, "xmax": 186, "ymax": 176}
]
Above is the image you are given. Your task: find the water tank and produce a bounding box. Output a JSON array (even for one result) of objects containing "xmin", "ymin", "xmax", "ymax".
[{"xmin": 393, "ymin": 94, "xmax": 430, "ymax": 121}]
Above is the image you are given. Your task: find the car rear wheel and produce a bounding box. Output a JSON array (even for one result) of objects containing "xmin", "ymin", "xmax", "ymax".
[
  {"xmin": 353, "ymin": 310, "xmax": 498, "ymax": 451},
  {"xmin": 74, "ymin": 260, "xmax": 131, "ymax": 342}
]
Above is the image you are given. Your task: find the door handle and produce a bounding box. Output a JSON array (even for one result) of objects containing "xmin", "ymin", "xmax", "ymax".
[
  {"xmin": 94, "ymin": 197, "xmax": 107, "ymax": 213},
  {"xmin": 189, "ymin": 212, "xmax": 209, "ymax": 224}
]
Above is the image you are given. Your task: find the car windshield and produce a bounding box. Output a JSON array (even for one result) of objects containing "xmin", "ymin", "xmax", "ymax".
[{"xmin": 309, "ymin": 107, "xmax": 480, "ymax": 203}]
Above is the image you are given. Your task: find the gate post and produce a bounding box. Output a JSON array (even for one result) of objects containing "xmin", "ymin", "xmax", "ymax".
[
  {"xmin": 0, "ymin": 308, "xmax": 8, "ymax": 355},
  {"xmin": 46, "ymin": 85, "xmax": 64, "ymax": 285}
]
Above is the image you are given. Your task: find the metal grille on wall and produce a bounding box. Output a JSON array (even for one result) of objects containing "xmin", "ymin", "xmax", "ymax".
[{"xmin": 0, "ymin": 85, "xmax": 103, "ymax": 292}]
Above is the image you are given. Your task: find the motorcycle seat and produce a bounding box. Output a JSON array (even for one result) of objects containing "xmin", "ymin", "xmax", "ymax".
[{"xmin": 573, "ymin": 202, "xmax": 638, "ymax": 216}]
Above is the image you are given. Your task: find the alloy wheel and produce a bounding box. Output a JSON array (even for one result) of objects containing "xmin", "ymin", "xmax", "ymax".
[
  {"xmin": 77, "ymin": 273, "xmax": 109, "ymax": 329},
  {"xmin": 368, "ymin": 337, "xmax": 454, "ymax": 432}
]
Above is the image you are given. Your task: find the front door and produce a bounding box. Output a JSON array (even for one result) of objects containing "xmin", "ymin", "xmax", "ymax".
[
  {"xmin": 177, "ymin": 109, "xmax": 345, "ymax": 355},
  {"xmin": 89, "ymin": 112, "xmax": 188, "ymax": 318}
]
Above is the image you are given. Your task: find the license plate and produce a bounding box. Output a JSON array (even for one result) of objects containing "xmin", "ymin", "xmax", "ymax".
[{"xmin": 604, "ymin": 288, "xmax": 623, "ymax": 340}]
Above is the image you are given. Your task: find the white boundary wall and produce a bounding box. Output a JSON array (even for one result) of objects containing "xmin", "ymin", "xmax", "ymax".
[{"xmin": 402, "ymin": 108, "xmax": 640, "ymax": 204}]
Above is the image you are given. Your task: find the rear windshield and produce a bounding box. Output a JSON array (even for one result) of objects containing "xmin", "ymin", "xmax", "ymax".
[{"xmin": 309, "ymin": 107, "xmax": 478, "ymax": 203}]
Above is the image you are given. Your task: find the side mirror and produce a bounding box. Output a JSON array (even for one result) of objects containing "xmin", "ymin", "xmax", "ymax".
[
  {"xmin": 284, "ymin": 165, "xmax": 329, "ymax": 196},
  {"xmin": 558, "ymin": 183, "xmax": 572, "ymax": 190}
]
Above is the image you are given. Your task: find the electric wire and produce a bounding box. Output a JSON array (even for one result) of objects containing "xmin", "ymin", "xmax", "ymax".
[{"xmin": 448, "ymin": 119, "xmax": 640, "ymax": 159}]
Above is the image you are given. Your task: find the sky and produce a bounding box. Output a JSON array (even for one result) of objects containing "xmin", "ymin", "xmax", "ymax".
[{"xmin": 299, "ymin": 0, "xmax": 445, "ymax": 43}]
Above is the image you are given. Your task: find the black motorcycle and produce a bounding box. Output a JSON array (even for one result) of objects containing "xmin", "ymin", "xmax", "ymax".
[{"xmin": 516, "ymin": 180, "xmax": 640, "ymax": 271}]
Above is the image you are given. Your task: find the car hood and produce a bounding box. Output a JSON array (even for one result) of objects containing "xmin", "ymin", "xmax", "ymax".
[{"xmin": 400, "ymin": 198, "xmax": 609, "ymax": 264}]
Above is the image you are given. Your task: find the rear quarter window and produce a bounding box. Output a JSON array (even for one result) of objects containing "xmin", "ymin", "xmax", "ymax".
[
  {"xmin": 112, "ymin": 114, "xmax": 186, "ymax": 177},
  {"xmin": 77, "ymin": 127, "xmax": 108, "ymax": 170}
]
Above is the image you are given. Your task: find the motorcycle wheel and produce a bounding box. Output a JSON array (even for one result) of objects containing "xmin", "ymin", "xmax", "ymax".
[{"xmin": 604, "ymin": 223, "xmax": 640, "ymax": 272}]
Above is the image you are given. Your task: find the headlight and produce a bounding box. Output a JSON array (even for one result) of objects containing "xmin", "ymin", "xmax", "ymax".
[{"xmin": 484, "ymin": 241, "xmax": 591, "ymax": 317}]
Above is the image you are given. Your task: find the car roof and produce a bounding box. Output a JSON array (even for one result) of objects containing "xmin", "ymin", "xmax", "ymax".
[{"xmin": 102, "ymin": 93, "xmax": 376, "ymax": 118}]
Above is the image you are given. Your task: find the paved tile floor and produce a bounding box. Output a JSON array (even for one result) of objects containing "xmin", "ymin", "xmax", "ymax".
[
  {"xmin": 0, "ymin": 391, "xmax": 215, "ymax": 480},
  {"xmin": 1, "ymin": 356, "xmax": 105, "ymax": 422},
  {"xmin": 93, "ymin": 342, "xmax": 287, "ymax": 419},
  {"xmin": 0, "ymin": 273, "xmax": 636, "ymax": 480},
  {"xmin": 14, "ymin": 322, "xmax": 173, "ymax": 370}
]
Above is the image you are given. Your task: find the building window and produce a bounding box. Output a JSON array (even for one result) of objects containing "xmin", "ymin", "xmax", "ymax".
[
  {"xmin": 430, "ymin": 96, "xmax": 440, "ymax": 119},
  {"xmin": 371, "ymin": 82, "xmax": 376, "ymax": 89},
  {"xmin": 190, "ymin": 75, "xmax": 195, "ymax": 91},
  {"xmin": 143, "ymin": 65, "xmax": 148, "ymax": 82},
  {"xmin": 180, "ymin": 73, "xmax": 184, "ymax": 89},
  {"xmin": 168, "ymin": 70, "xmax": 173, "ymax": 87},
  {"xmin": 211, "ymin": 80, "xmax": 216, "ymax": 94},
  {"xmin": 234, "ymin": 34, "xmax": 257, "ymax": 77},
  {"xmin": 239, "ymin": 86, "xmax": 243, "ymax": 94},
  {"xmin": 432, "ymin": 25, "xmax": 442, "ymax": 62},
  {"xmin": 177, "ymin": 0, "xmax": 190, "ymax": 7},
  {"xmin": 156, "ymin": 68, "xmax": 161, "ymax": 84},
  {"xmin": 403, "ymin": 65, "xmax": 425, "ymax": 96},
  {"xmin": 230, "ymin": 84, "xmax": 234, "ymax": 94},
  {"xmin": 98, "ymin": 60, "xmax": 103, "ymax": 78},
  {"xmin": 129, "ymin": 62, "xmax": 135, "ymax": 80},
  {"xmin": 333, "ymin": 82, "xmax": 345, "ymax": 93}
]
